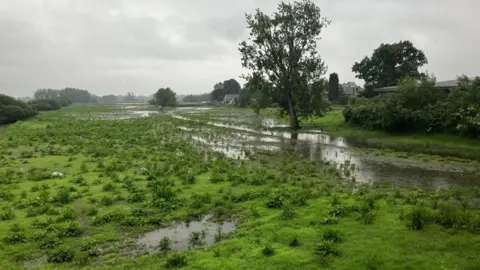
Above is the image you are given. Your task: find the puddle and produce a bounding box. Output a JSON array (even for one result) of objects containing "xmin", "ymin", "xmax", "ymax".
[
  {"xmin": 172, "ymin": 110, "xmax": 480, "ymax": 189},
  {"xmin": 136, "ymin": 215, "xmax": 236, "ymax": 253}
]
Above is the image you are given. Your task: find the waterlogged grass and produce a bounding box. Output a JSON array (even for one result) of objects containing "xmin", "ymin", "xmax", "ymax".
[
  {"xmin": 258, "ymin": 107, "xmax": 480, "ymax": 161},
  {"xmin": 0, "ymin": 105, "xmax": 479, "ymax": 269}
]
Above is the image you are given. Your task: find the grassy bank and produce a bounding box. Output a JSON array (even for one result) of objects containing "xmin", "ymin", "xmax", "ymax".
[
  {"xmin": 0, "ymin": 105, "xmax": 479, "ymax": 269},
  {"xmin": 259, "ymin": 107, "xmax": 480, "ymax": 161}
]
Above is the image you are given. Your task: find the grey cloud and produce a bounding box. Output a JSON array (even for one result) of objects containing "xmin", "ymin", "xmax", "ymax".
[{"xmin": 0, "ymin": 0, "xmax": 479, "ymax": 97}]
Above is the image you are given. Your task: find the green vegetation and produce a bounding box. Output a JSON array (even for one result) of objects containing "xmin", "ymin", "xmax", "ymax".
[
  {"xmin": 34, "ymin": 88, "xmax": 97, "ymax": 104},
  {"xmin": 239, "ymin": 0, "xmax": 330, "ymax": 129},
  {"xmin": 345, "ymin": 76, "xmax": 480, "ymax": 137},
  {"xmin": 261, "ymin": 105, "xmax": 480, "ymax": 161},
  {"xmin": 0, "ymin": 94, "xmax": 37, "ymax": 125},
  {"xmin": 151, "ymin": 87, "xmax": 177, "ymax": 107},
  {"xmin": 352, "ymin": 40, "xmax": 428, "ymax": 97},
  {"xmin": 210, "ymin": 79, "xmax": 241, "ymax": 102},
  {"xmin": 29, "ymin": 99, "xmax": 72, "ymax": 111},
  {"xmin": 0, "ymin": 104, "xmax": 479, "ymax": 269}
]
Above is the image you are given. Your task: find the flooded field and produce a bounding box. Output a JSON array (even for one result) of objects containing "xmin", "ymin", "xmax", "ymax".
[
  {"xmin": 72, "ymin": 105, "xmax": 480, "ymax": 189},
  {"xmin": 136, "ymin": 215, "xmax": 236, "ymax": 254},
  {"xmin": 170, "ymin": 108, "xmax": 480, "ymax": 189}
]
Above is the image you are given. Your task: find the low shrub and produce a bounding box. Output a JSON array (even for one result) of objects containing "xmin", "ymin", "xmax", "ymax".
[
  {"xmin": 262, "ymin": 244, "xmax": 275, "ymax": 256},
  {"xmin": 267, "ymin": 196, "xmax": 284, "ymax": 209},
  {"xmin": 322, "ymin": 229, "xmax": 343, "ymax": 243},
  {"xmin": 165, "ymin": 254, "xmax": 187, "ymax": 268},
  {"xmin": 407, "ymin": 206, "xmax": 430, "ymax": 230},
  {"xmin": 314, "ymin": 241, "xmax": 341, "ymax": 258},
  {"xmin": 281, "ymin": 206, "xmax": 296, "ymax": 220},
  {"xmin": 47, "ymin": 249, "xmax": 74, "ymax": 263},
  {"xmin": 159, "ymin": 236, "xmax": 172, "ymax": 252},
  {"xmin": 0, "ymin": 207, "xmax": 15, "ymax": 221}
]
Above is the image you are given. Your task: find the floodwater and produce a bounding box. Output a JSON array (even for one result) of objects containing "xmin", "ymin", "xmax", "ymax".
[
  {"xmin": 136, "ymin": 215, "xmax": 236, "ymax": 253},
  {"xmin": 171, "ymin": 109, "xmax": 480, "ymax": 189}
]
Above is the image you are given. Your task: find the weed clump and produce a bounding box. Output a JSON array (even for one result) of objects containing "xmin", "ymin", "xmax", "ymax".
[
  {"xmin": 262, "ymin": 244, "xmax": 275, "ymax": 256},
  {"xmin": 0, "ymin": 206, "xmax": 15, "ymax": 221},
  {"xmin": 322, "ymin": 229, "xmax": 343, "ymax": 243},
  {"xmin": 47, "ymin": 249, "xmax": 74, "ymax": 263},
  {"xmin": 407, "ymin": 206, "xmax": 429, "ymax": 230},
  {"xmin": 281, "ymin": 206, "xmax": 297, "ymax": 220},
  {"xmin": 320, "ymin": 217, "xmax": 339, "ymax": 225},
  {"xmin": 165, "ymin": 254, "xmax": 187, "ymax": 268},
  {"xmin": 314, "ymin": 241, "xmax": 340, "ymax": 258},
  {"xmin": 267, "ymin": 195, "xmax": 284, "ymax": 209},
  {"xmin": 159, "ymin": 236, "xmax": 172, "ymax": 252},
  {"xmin": 289, "ymin": 237, "xmax": 300, "ymax": 247}
]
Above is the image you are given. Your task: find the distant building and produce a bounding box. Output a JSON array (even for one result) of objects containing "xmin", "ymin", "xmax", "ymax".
[
  {"xmin": 374, "ymin": 79, "xmax": 460, "ymax": 94},
  {"xmin": 223, "ymin": 94, "xmax": 240, "ymax": 104},
  {"xmin": 341, "ymin": 82, "xmax": 364, "ymax": 97}
]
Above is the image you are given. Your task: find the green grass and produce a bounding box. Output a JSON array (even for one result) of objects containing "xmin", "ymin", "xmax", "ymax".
[
  {"xmin": 0, "ymin": 105, "xmax": 479, "ymax": 269},
  {"xmin": 258, "ymin": 107, "xmax": 480, "ymax": 161}
]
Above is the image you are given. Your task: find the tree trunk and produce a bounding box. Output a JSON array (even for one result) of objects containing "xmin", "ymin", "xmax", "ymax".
[{"xmin": 287, "ymin": 90, "xmax": 300, "ymax": 130}]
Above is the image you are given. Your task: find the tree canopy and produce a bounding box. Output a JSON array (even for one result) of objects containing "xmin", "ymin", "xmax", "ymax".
[
  {"xmin": 210, "ymin": 79, "xmax": 241, "ymax": 102},
  {"xmin": 152, "ymin": 88, "xmax": 177, "ymax": 107},
  {"xmin": 34, "ymin": 88, "xmax": 97, "ymax": 104},
  {"xmin": 239, "ymin": 0, "xmax": 330, "ymax": 129},
  {"xmin": 352, "ymin": 40, "xmax": 428, "ymax": 95},
  {"xmin": 0, "ymin": 94, "xmax": 37, "ymax": 124}
]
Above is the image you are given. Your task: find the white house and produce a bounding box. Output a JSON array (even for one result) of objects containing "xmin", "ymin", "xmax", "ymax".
[{"xmin": 223, "ymin": 94, "xmax": 240, "ymax": 104}]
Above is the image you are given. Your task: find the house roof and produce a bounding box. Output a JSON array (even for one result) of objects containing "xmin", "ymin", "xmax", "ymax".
[
  {"xmin": 374, "ymin": 79, "xmax": 461, "ymax": 92},
  {"xmin": 223, "ymin": 94, "xmax": 240, "ymax": 101}
]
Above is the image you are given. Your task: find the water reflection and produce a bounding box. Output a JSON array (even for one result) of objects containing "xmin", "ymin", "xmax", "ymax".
[{"xmin": 174, "ymin": 112, "xmax": 480, "ymax": 189}]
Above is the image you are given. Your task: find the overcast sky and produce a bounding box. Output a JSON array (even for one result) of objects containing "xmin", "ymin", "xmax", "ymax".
[{"xmin": 1, "ymin": 0, "xmax": 479, "ymax": 97}]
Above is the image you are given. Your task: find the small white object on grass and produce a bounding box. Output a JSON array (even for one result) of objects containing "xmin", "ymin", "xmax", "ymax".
[{"xmin": 52, "ymin": 172, "xmax": 64, "ymax": 178}]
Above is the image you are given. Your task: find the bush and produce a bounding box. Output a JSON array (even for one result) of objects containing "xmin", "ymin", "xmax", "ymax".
[
  {"xmin": 53, "ymin": 189, "xmax": 72, "ymax": 204},
  {"xmin": 0, "ymin": 94, "xmax": 37, "ymax": 124},
  {"xmin": 165, "ymin": 254, "xmax": 187, "ymax": 268},
  {"xmin": 0, "ymin": 207, "xmax": 15, "ymax": 221},
  {"xmin": 159, "ymin": 236, "xmax": 172, "ymax": 252},
  {"xmin": 320, "ymin": 217, "xmax": 339, "ymax": 225},
  {"xmin": 62, "ymin": 222, "xmax": 83, "ymax": 237},
  {"xmin": 314, "ymin": 241, "xmax": 341, "ymax": 258},
  {"xmin": 344, "ymin": 75, "xmax": 480, "ymax": 137},
  {"xmin": 281, "ymin": 206, "xmax": 296, "ymax": 220},
  {"xmin": 3, "ymin": 232, "xmax": 27, "ymax": 244},
  {"xmin": 39, "ymin": 236, "xmax": 61, "ymax": 249},
  {"xmin": 322, "ymin": 229, "xmax": 343, "ymax": 243},
  {"xmin": 47, "ymin": 249, "xmax": 74, "ymax": 263},
  {"xmin": 267, "ymin": 196, "xmax": 284, "ymax": 209},
  {"xmin": 289, "ymin": 238, "xmax": 300, "ymax": 247},
  {"xmin": 407, "ymin": 207, "xmax": 429, "ymax": 230},
  {"xmin": 262, "ymin": 244, "xmax": 275, "ymax": 256}
]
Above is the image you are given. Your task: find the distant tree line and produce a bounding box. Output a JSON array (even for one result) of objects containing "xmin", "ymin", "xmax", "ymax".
[
  {"xmin": 183, "ymin": 93, "xmax": 211, "ymax": 103},
  {"xmin": 28, "ymin": 98, "xmax": 71, "ymax": 111},
  {"xmin": 34, "ymin": 88, "xmax": 97, "ymax": 104}
]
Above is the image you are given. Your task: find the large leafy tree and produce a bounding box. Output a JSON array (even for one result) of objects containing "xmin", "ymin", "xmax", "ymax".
[
  {"xmin": 153, "ymin": 88, "xmax": 177, "ymax": 107},
  {"xmin": 352, "ymin": 40, "xmax": 428, "ymax": 95},
  {"xmin": 239, "ymin": 0, "xmax": 330, "ymax": 129}
]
